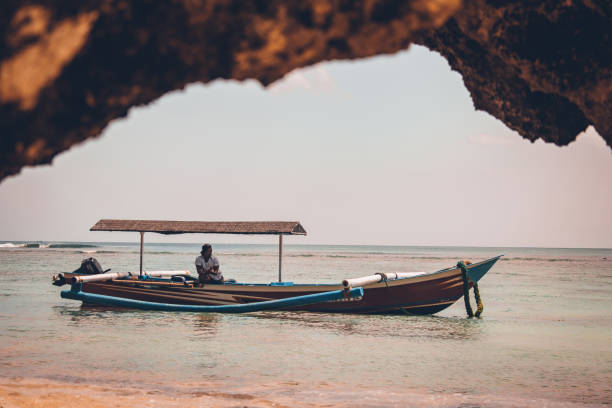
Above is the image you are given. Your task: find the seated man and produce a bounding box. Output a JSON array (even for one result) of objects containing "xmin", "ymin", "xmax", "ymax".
[{"xmin": 195, "ymin": 244, "xmax": 224, "ymax": 284}]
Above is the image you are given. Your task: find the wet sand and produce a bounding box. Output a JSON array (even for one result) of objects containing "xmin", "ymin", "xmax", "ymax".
[
  {"xmin": 1, "ymin": 378, "xmax": 607, "ymax": 408},
  {"xmin": 0, "ymin": 378, "xmax": 285, "ymax": 408}
]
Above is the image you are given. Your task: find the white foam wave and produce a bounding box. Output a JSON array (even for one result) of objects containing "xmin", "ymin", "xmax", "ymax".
[{"xmin": 0, "ymin": 243, "xmax": 25, "ymax": 248}]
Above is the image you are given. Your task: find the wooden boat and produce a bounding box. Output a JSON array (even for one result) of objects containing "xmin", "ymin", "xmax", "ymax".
[{"xmin": 53, "ymin": 219, "xmax": 501, "ymax": 315}]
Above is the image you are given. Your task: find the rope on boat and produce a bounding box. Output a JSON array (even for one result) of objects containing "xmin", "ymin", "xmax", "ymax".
[
  {"xmin": 457, "ymin": 261, "xmax": 483, "ymax": 318},
  {"xmin": 376, "ymin": 272, "xmax": 390, "ymax": 289},
  {"xmin": 473, "ymin": 281, "xmax": 483, "ymax": 317}
]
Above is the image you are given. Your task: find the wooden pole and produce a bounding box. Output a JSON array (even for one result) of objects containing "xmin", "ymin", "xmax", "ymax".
[
  {"xmin": 278, "ymin": 234, "xmax": 283, "ymax": 283},
  {"xmin": 139, "ymin": 231, "xmax": 144, "ymax": 276}
]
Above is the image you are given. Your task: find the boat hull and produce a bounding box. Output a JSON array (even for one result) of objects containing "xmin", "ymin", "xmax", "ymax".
[{"xmin": 72, "ymin": 256, "xmax": 501, "ymax": 315}]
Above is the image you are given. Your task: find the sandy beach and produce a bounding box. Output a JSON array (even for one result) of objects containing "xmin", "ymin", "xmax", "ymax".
[
  {"xmin": 0, "ymin": 379, "xmax": 275, "ymax": 408},
  {"xmin": 2, "ymin": 377, "xmax": 608, "ymax": 408}
]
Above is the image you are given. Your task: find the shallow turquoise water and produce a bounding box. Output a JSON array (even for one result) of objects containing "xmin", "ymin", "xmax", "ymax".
[{"xmin": 1, "ymin": 243, "xmax": 611, "ymax": 406}]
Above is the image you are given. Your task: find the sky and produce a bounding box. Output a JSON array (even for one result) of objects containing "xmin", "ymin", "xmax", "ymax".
[{"xmin": 1, "ymin": 45, "xmax": 611, "ymax": 248}]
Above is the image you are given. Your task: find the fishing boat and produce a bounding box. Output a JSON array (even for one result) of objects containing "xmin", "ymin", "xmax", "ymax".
[{"xmin": 53, "ymin": 219, "xmax": 501, "ymax": 315}]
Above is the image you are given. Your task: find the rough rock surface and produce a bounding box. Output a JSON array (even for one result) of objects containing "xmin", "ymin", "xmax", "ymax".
[
  {"xmin": 1, "ymin": 0, "xmax": 610, "ymax": 182},
  {"xmin": 418, "ymin": 0, "xmax": 612, "ymax": 147}
]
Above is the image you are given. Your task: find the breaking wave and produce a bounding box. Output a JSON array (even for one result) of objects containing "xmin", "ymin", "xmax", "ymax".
[
  {"xmin": 500, "ymin": 257, "xmax": 581, "ymax": 262},
  {"xmin": 0, "ymin": 243, "xmax": 25, "ymax": 248},
  {"xmin": 0, "ymin": 242, "xmax": 50, "ymax": 248},
  {"xmin": 48, "ymin": 244, "xmax": 97, "ymax": 248},
  {"xmin": 0, "ymin": 242, "xmax": 98, "ymax": 249}
]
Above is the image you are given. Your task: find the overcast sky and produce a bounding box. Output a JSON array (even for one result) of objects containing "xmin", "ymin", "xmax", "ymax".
[{"xmin": 1, "ymin": 45, "xmax": 611, "ymax": 248}]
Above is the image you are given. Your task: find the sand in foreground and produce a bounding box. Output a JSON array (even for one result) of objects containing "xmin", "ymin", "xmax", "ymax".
[
  {"xmin": 0, "ymin": 379, "xmax": 286, "ymax": 408},
  {"xmin": 2, "ymin": 378, "xmax": 608, "ymax": 408}
]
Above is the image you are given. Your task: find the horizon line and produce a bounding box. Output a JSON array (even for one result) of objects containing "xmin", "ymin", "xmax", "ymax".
[{"xmin": 1, "ymin": 239, "xmax": 611, "ymax": 251}]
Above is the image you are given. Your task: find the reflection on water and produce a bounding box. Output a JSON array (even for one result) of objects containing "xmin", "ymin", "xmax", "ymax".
[
  {"xmin": 250, "ymin": 311, "xmax": 483, "ymax": 340},
  {"xmin": 191, "ymin": 314, "xmax": 220, "ymax": 337},
  {"xmin": 1, "ymin": 244, "xmax": 611, "ymax": 406},
  {"xmin": 57, "ymin": 305, "xmax": 223, "ymax": 338}
]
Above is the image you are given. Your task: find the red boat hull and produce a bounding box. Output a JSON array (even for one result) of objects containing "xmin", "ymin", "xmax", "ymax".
[{"xmin": 74, "ymin": 257, "xmax": 500, "ymax": 315}]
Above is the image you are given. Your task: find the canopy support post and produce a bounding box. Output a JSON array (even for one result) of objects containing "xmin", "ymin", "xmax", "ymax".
[
  {"xmin": 278, "ymin": 234, "xmax": 283, "ymax": 283},
  {"xmin": 139, "ymin": 231, "xmax": 144, "ymax": 275}
]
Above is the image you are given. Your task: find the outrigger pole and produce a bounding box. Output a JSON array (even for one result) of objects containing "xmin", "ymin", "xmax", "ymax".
[{"xmin": 62, "ymin": 284, "xmax": 364, "ymax": 313}]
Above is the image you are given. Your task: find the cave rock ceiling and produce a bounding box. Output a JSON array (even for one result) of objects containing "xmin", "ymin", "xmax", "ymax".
[{"xmin": 1, "ymin": 0, "xmax": 610, "ymax": 181}]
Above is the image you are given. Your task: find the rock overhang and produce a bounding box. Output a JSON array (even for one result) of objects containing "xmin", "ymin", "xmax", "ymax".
[{"xmin": 1, "ymin": 0, "xmax": 610, "ymax": 183}]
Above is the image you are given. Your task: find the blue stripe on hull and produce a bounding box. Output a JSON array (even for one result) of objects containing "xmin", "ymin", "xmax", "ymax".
[{"xmin": 62, "ymin": 284, "xmax": 363, "ymax": 313}]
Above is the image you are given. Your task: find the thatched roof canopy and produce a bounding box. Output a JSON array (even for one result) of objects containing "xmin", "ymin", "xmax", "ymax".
[{"xmin": 90, "ymin": 219, "xmax": 307, "ymax": 235}]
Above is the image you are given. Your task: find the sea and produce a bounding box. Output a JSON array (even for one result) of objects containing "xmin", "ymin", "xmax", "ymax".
[{"xmin": 0, "ymin": 242, "xmax": 610, "ymax": 407}]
